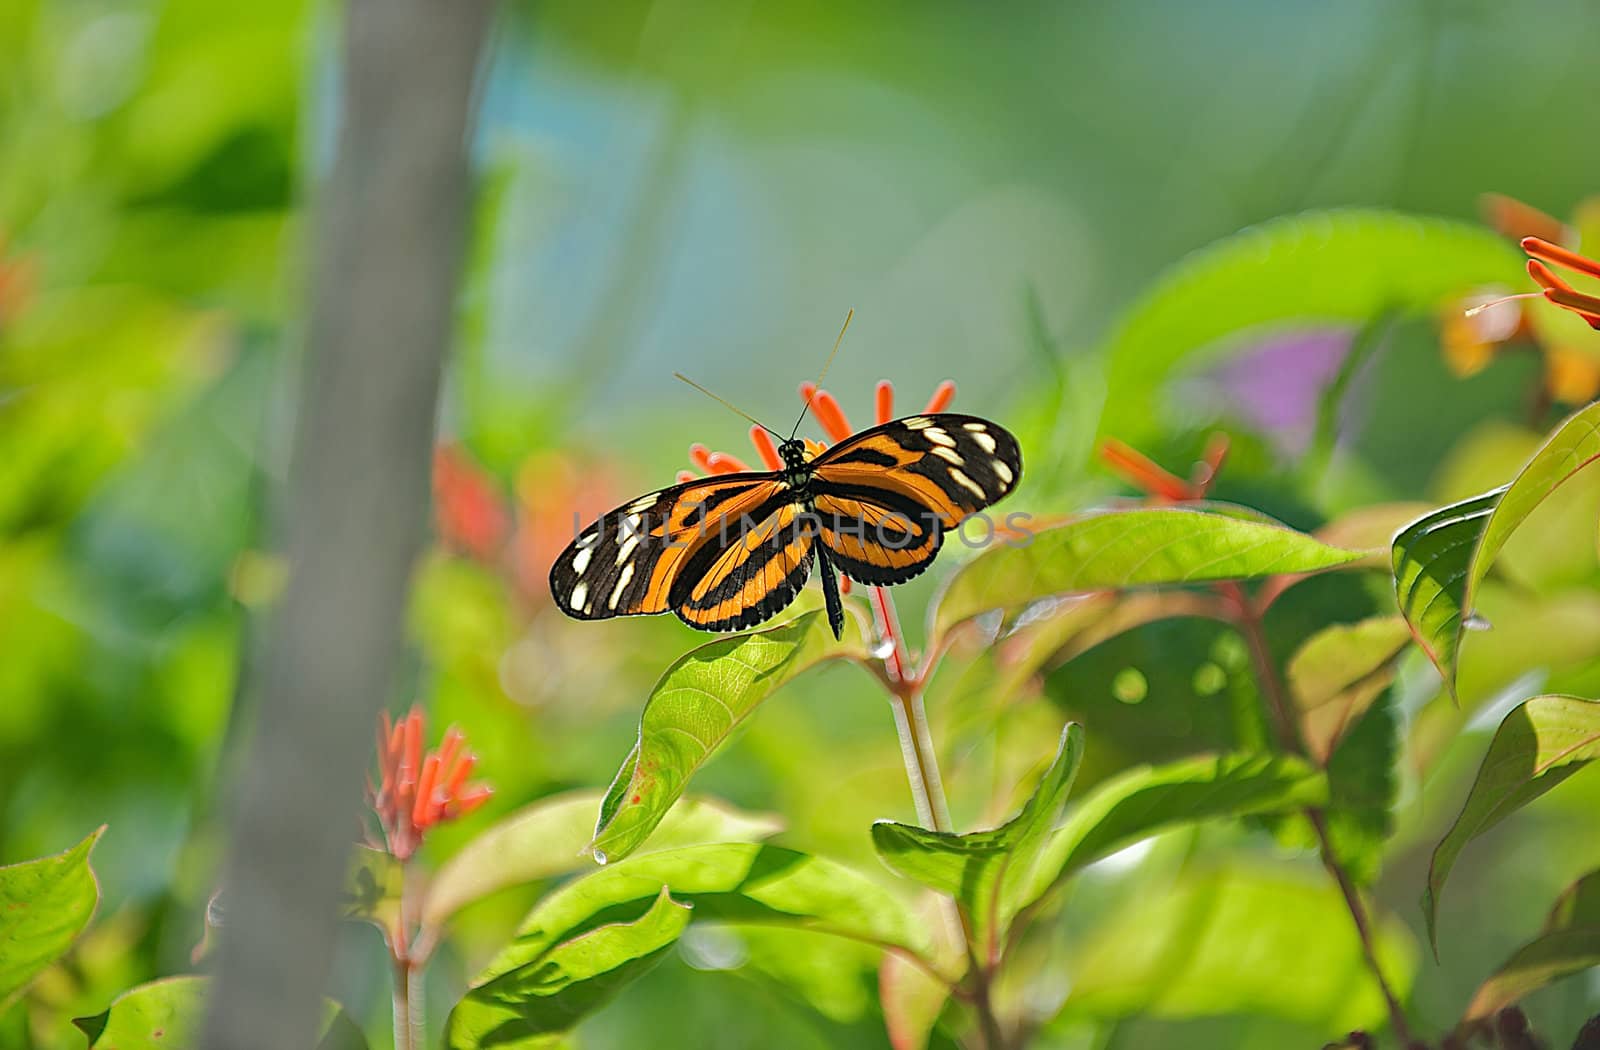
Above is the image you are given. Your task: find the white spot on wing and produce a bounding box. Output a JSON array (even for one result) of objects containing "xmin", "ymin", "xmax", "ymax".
[
  {"xmin": 924, "ymin": 427, "xmax": 956, "ymax": 447},
  {"xmin": 568, "ymin": 582, "xmax": 589, "ymax": 612},
  {"xmin": 947, "ymin": 468, "xmax": 988, "ymax": 500},
  {"xmin": 609, "ymin": 563, "xmax": 635, "ymax": 610},
  {"xmin": 571, "ymin": 546, "xmax": 593, "ymax": 574},
  {"xmin": 932, "ymin": 445, "xmax": 965, "ymax": 466},
  {"xmin": 902, "ymin": 416, "xmax": 932, "ymax": 429},
  {"xmin": 970, "ymin": 430, "xmax": 997, "ymax": 454},
  {"xmin": 615, "ymin": 533, "xmax": 640, "ymax": 566},
  {"xmin": 993, "ymin": 459, "xmax": 1014, "ymax": 485},
  {"xmin": 623, "ymin": 513, "xmax": 643, "ymax": 535}
]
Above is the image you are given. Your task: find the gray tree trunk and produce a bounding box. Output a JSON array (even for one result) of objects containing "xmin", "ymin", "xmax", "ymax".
[{"xmin": 201, "ymin": 2, "xmax": 496, "ymax": 1047}]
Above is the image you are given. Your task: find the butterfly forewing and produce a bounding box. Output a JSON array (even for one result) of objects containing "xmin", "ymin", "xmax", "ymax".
[
  {"xmin": 809, "ymin": 413, "xmax": 1021, "ymax": 584},
  {"xmin": 549, "ymin": 475, "xmax": 788, "ymax": 620}
]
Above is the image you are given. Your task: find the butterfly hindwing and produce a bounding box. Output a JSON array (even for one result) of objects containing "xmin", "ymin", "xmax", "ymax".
[
  {"xmin": 671, "ymin": 500, "xmax": 816, "ymax": 631},
  {"xmin": 809, "ymin": 413, "xmax": 1021, "ymax": 584},
  {"xmin": 548, "ymin": 475, "xmax": 787, "ymax": 621}
]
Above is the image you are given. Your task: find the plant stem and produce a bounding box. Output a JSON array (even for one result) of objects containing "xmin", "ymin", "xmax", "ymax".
[
  {"xmin": 1223, "ymin": 583, "xmax": 1414, "ymax": 1046},
  {"xmin": 392, "ymin": 956, "xmax": 415, "ymax": 1050},
  {"xmin": 390, "ymin": 858, "xmax": 424, "ymax": 1050},
  {"xmin": 871, "ymin": 585, "xmax": 1005, "ymax": 1050}
]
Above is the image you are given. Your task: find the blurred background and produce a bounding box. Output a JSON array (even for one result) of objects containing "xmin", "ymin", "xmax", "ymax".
[{"xmin": 5, "ymin": 1, "xmax": 1600, "ymax": 1047}]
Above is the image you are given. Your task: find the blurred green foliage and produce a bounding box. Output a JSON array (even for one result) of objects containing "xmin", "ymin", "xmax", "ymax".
[{"xmin": 6, "ymin": 0, "xmax": 1600, "ymax": 1048}]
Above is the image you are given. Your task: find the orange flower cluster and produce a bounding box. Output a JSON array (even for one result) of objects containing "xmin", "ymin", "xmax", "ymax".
[
  {"xmin": 433, "ymin": 445, "xmax": 510, "ymax": 563},
  {"xmin": 371, "ymin": 708, "xmax": 492, "ymax": 860},
  {"xmin": 432, "ymin": 442, "xmax": 621, "ymax": 606},
  {"xmin": 1442, "ymin": 194, "xmax": 1600, "ymax": 404},
  {"xmin": 1522, "ymin": 236, "xmax": 1600, "ymax": 330},
  {"xmin": 676, "ymin": 378, "xmax": 956, "ymax": 483}
]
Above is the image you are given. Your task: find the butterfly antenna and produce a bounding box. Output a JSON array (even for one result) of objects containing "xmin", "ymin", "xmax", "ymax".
[
  {"xmin": 789, "ymin": 308, "xmax": 854, "ymax": 440},
  {"xmin": 673, "ymin": 373, "xmax": 785, "ymax": 441}
]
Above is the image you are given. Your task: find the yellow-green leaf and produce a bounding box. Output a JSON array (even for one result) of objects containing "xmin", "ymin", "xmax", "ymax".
[
  {"xmin": 592, "ymin": 611, "xmax": 865, "ymax": 863},
  {"xmin": 1424, "ymin": 695, "xmax": 1600, "ymax": 954},
  {"xmin": 937, "ymin": 508, "xmax": 1364, "ymax": 635}
]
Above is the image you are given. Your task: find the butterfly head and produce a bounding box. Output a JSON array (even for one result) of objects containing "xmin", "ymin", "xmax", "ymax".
[{"xmin": 777, "ymin": 439, "xmax": 808, "ymax": 469}]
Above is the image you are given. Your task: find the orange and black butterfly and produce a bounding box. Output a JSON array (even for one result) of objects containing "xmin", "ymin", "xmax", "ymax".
[
  {"xmin": 549, "ymin": 319, "xmax": 1022, "ymax": 639},
  {"xmin": 549, "ymin": 409, "xmax": 1022, "ymax": 640}
]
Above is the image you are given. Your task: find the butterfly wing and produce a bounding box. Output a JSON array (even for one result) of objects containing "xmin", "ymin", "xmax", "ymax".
[
  {"xmin": 809, "ymin": 413, "xmax": 1022, "ymax": 585},
  {"xmin": 670, "ymin": 499, "xmax": 817, "ymax": 632},
  {"xmin": 549, "ymin": 473, "xmax": 792, "ymax": 622}
]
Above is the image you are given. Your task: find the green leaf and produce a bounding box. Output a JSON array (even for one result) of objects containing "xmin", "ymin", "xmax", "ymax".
[
  {"xmin": 936, "ymin": 509, "xmax": 1365, "ymax": 635},
  {"xmin": 1059, "ymin": 863, "xmax": 1417, "ymax": 1033},
  {"xmin": 446, "ymin": 889, "xmax": 692, "ymax": 1050},
  {"xmin": 74, "ymin": 976, "xmax": 367, "ymax": 1049},
  {"xmin": 1463, "ymin": 868, "xmax": 1600, "ymax": 1023},
  {"xmin": 871, "ymin": 724, "xmax": 1085, "ymax": 955},
  {"xmin": 1020, "ymin": 752, "xmax": 1325, "ymax": 906},
  {"xmin": 0, "ymin": 828, "xmax": 102, "ymax": 1006},
  {"xmin": 1423, "ymin": 695, "xmax": 1600, "ymax": 953},
  {"xmin": 447, "ymin": 843, "xmax": 925, "ymax": 1048},
  {"xmin": 1097, "ymin": 208, "xmax": 1524, "ymax": 441},
  {"xmin": 423, "ymin": 792, "xmax": 781, "ymax": 933},
  {"xmin": 592, "ymin": 610, "xmax": 865, "ymax": 863},
  {"xmin": 1391, "ymin": 488, "xmax": 1503, "ymax": 695},
  {"xmin": 1287, "ymin": 616, "xmax": 1412, "ymax": 765},
  {"xmin": 1459, "ymin": 402, "xmax": 1600, "ymax": 665},
  {"xmin": 1395, "ymin": 404, "xmax": 1600, "ymax": 695}
]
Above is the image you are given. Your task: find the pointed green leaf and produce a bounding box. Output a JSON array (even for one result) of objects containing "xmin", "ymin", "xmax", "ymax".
[
  {"xmin": 515, "ymin": 843, "xmax": 922, "ymax": 957},
  {"xmin": 1424, "ymin": 695, "xmax": 1600, "ymax": 953},
  {"xmin": 447, "ymin": 843, "xmax": 924, "ymax": 1048},
  {"xmin": 592, "ymin": 611, "xmax": 866, "ymax": 862},
  {"xmin": 446, "ymin": 889, "xmax": 692, "ymax": 1050},
  {"xmin": 1394, "ymin": 403, "xmax": 1600, "ymax": 695},
  {"xmin": 1464, "ymin": 868, "xmax": 1600, "ymax": 1022},
  {"xmin": 1461, "ymin": 402, "xmax": 1600, "ymax": 662},
  {"xmin": 872, "ymin": 724, "xmax": 1084, "ymax": 954},
  {"xmin": 1020, "ymin": 752, "xmax": 1325, "ymax": 906},
  {"xmin": 936, "ymin": 509, "xmax": 1365, "ymax": 634},
  {"xmin": 1391, "ymin": 488, "xmax": 1503, "ymax": 693},
  {"xmin": 1288, "ymin": 616, "xmax": 1412, "ymax": 764},
  {"xmin": 1098, "ymin": 208, "xmax": 1524, "ymax": 441},
  {"xmin": 423, "ymin": 793, "xmax": 781, "ymax": 933},
  {"xmin": 0, "ymin": 828, "xmax": 102, "ymax": 1006},
  {"xmin": 74, "ymin": 977, "xmax": 367, "ymax": 1049}
]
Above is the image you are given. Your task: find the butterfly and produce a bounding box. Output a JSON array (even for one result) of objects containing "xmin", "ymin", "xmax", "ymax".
[{"xmin": 548, "ymin": 410, "xmax": 1022, "ymax": 640}]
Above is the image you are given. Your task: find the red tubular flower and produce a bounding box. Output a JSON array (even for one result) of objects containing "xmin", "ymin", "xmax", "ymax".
[
  {"xmin": 1099, "ymin": 435, "xmax": 1229, "ymax": 502},
  {"xmin": 1441, "ymin": 194, "xmax": 1600, "ymax": 404},
  {"xmin": 1523, "ymin": 237, "xmax": 1600, "ymax": 330},
  {"xmin": 371, "ymin": 708, "xmax": 492, "ymax": 861}
]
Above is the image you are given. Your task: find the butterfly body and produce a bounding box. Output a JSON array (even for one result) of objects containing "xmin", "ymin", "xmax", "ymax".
[{"xmin": 549, "ymin": 414, "xmax": 1021, "ymax": 639}]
